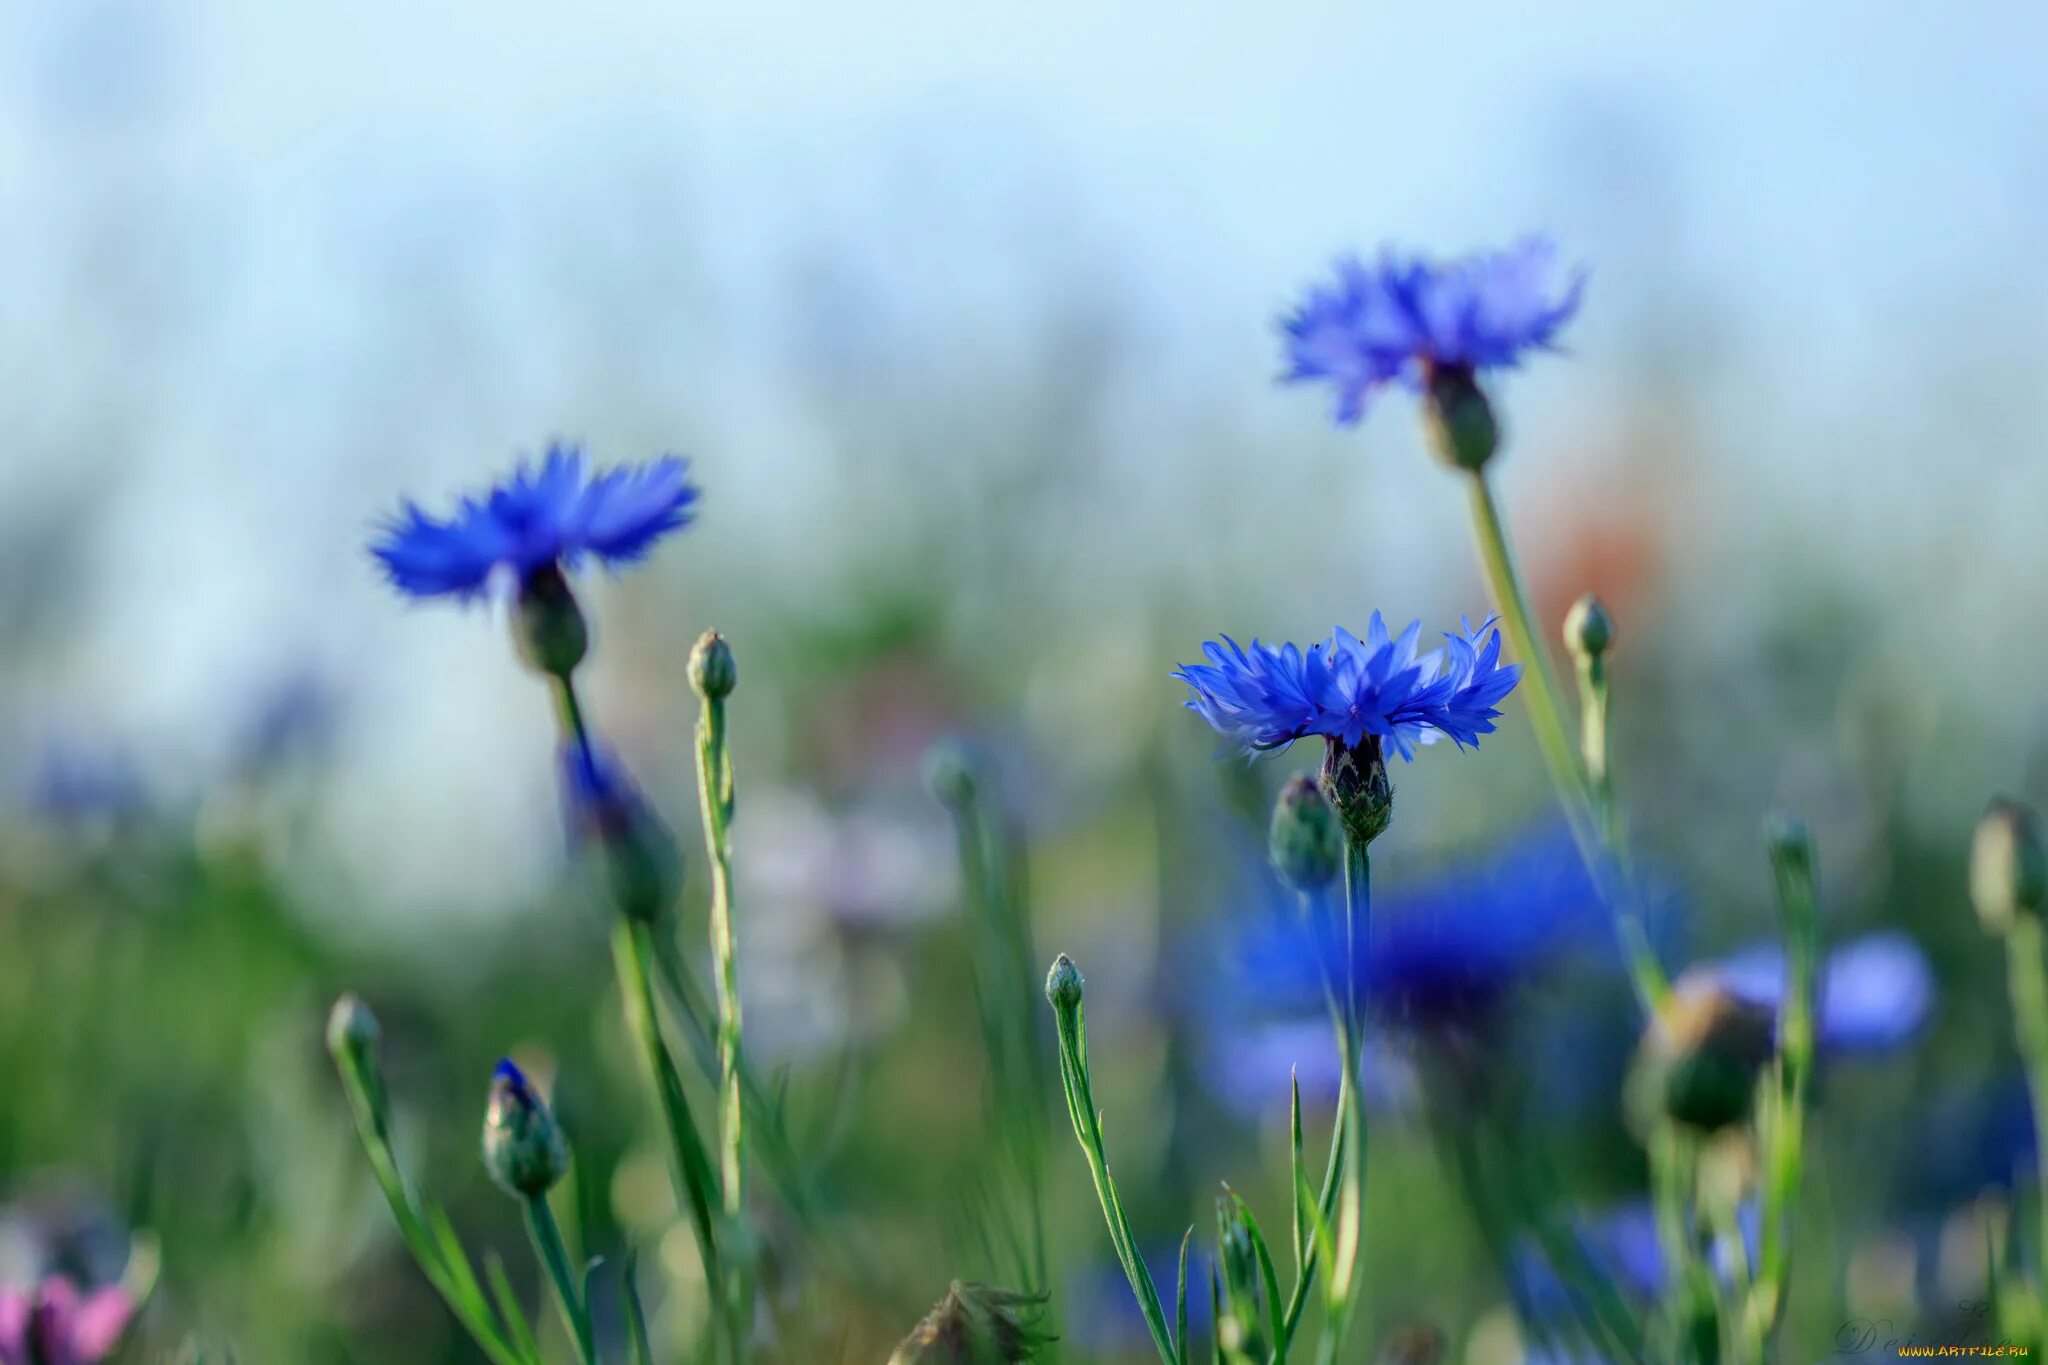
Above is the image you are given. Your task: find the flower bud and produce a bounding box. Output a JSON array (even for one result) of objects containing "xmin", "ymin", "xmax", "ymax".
[
  {"xmin": 1269, "ymin": 775, "xmax": 1342, "ymax": 892},
  {"xmin": 482, "ymin": 1059, "xmax": 570, "ymax": 1199},
  {"xmin": 1215, "ymin": 1190, "xmax": 1270, "ymax": 1363},
  {"xmin": 687, "ymin": 629, "xmax": 737, "ymax": 700},
  {"xmin": 1767, "ymin": 813, "xmax": 1816, "ymax": 885},
  {"xmin": 1318, "ymin": 736, "xmax": 1393, "ymax": 848},
  {"xmin": 1044, "ymin": 954, "xmax": 1084, "ymax": 1013},
  {"xmin": 1973, "ymin": 797, "xmax": 2046, "ymax": 936},
  {"xmin": 887, "ymin": 1282, "xmax": 1051, "ymax": 1364},
  {"xmin": 325, "ymin": 993, "xmax": 381, "ymax": 1068},
  {"xmin": 560, "ymin": 738, "xmax": 682, "ymax": 923},
  {"xmin": 511, "ymin": 564, "xmax": 589, "ymax": 678},
  {"xmin": 923, "ymin": 738, "xmax": 981, "ymax": 811},
  {"xmin": 1420, "ymin": 363, "xmax": 1499, "ymax": 473},
  {"xmin": 1628, "ymin": 974, "xmax": 1776, "ymax": 1134},
  {"xmin": 1563, "ymin": 592, "xmax": 1614, "ymax": 661}
]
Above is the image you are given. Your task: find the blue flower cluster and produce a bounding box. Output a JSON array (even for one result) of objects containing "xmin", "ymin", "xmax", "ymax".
[
  {"xmin": 1174, "ymin": 612, "xmax": 1521, "ymax": 758},
  {"xmin": 370, "ymin": 444, "xmax": 698, "ymax": 600},
  {"xmin": 1281, "ymin": 237, "xmax": 1585, "ymax": 425}
]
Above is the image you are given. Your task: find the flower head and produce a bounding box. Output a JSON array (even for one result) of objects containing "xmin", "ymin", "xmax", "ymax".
[
  {"xmin": 559, "ymin": 735, "xmax": 682, "ymax": 923},
  {"xmin": 370, "ymin": 444, "xmax": 698, "ymax": 601},
  {"xmin": 0, "ymin": 1277, "xmax": 135, "ymax": 1365},
  {"xmin": 1173, "ymin": 612, "xmax": 1520, "ymax": 759},
  {"xmin": 482, "ymin": 1058, "xmax": 570, "ymax": 1199},
  {"xmin": 1281, "ymin": 238, "xmax": 1585, "ymax": 426}
]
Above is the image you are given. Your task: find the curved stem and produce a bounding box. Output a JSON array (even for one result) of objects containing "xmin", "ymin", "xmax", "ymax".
[
  {"xmin": 2008, "ymin": 915, "xmax": 2048, "ymax": 1304},
  {"xmin": 695, "ymin": 689, "xmax": 753, "ymax": 1342},
  {"xmin": 1463, "ymin": 471, "xmax": 1670, "ymax": 1014}
]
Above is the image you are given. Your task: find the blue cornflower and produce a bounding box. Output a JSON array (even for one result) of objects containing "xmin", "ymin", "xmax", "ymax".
[
  {"xmin": 1281, "ymin": 237, "xmax": 1585, "ymax": 426},
  {"xmin": 370, "ymin": 444, "xmax": 698, "ymax": 601},
  {"xmin": 1512, "ymin": 1201, "xmax": 1758, "ymax": 1319},
  {"xmin": 1174, "ymin": 612, "xmax": 1520, "ymax": 759},
  {"xmin": 1705, "ymin": 930, "xmax": 1934, "ymax": 1058}
]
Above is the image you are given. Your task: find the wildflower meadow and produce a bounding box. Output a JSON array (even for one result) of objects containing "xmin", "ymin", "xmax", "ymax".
[{"xmin": 4, "ymin": 7, "xmax": 2045, "ymax": 1364}]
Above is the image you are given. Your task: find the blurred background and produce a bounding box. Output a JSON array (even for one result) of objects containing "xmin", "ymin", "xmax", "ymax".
[{"xmin": 3, "ymin": 0, "xmax": 2046, "ymax": 1359}]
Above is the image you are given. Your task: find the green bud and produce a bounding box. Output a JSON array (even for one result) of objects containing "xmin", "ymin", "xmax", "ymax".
[
  {"xmin": 1318, "ymin": 736, "xmax": 1393, "ymax": 848},
  {"xmin": 1269, "ymin": 774, "xmax": 1342, "ymax": 892},
  {"xmin": 482, "ymin": 1059, "xmax": 570, "ymax": 1199},
  {"xmin": 688, "ymin": 628, "xmax": 737, "ymax": 700},
  {"xmin": 325, "ymin": 992, "xmax": 380, "ymax": 1067},
  {"xmin": 1563, "ymin": 592, "xmax": 1614, "ymax": 661},
  {"xmin": 887, "ymin": 1282, "xmax": 1051, "ymax": 1364},
  {"xmin": 923, "ymin": 737, "xmax": 981, "ymax": 811},
  {"xmin": 1044, "ymin": 954, "xmax": 1084, "ymax": 1012},
  {"xmin": 1215, "ymin": 1190, "xmax": 1269, "ymax": 1364},
  {"xmin": 1973, "ymin": 797, "xmax": 2046, "ymax": 936},
  {"xmin": 1767, "ymin": 812, "xmax": 1816, "ymax": 883},
  {"xmin": 1420, "ymin": 363, "xmax": 1500, "ymax": 473},
  {"xmin": 1627, "ymin": 975, "xmax": 1776, "ymax": 1134},
  {"xmin": 511, "ymin": 564, "xmax": 589, "ymax": 678}
]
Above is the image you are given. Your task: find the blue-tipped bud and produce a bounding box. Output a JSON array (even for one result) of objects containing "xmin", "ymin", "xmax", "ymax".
[
  {"xmin": 1420, "ymin": 363, "xmax": 1500, "ymax": 473},
  {"xmin": 1044, "ymin": 954, "xmax": 1084, "ymax": 1013},
  {"xmin": 1628, "ymin": 974, "xmax": 1776, "ymax": 1134},
  {"xmin": 511, "ymin": 564, "xmax": 590, "ymax": 678},
  {"xmin": 687, "ymin": 629, "xmax": 737, "ymax": 700},
  {"xmin": 1269, "ymin": 774, "xmax": 1343, "ymax": 892},
  {"xmin": 922, "ymin": 737, "xmax": 981, "ymax": 811},
  {"xmin": 1563, "ymin": 592, "xmax": 1614, "ymax": 661},
  {"xmin": 1215, "ymin": 1190, "xmax": 1269, "ymax": 1363},
  {"xmin": 561, "ymin": 738, "xmax": 683, "ymax": 923},
  {"xmin": 1973, "ymin": 797, "xmax": 2046, "ymax": 937},
  {"xmin": 1318, "ymin": 736, "xmax": 1393, "ymax": 848},
  {"xmin": 325, "ymin": 993, "xmax": 381, "ymax": 1067},
  {"xmin": 482, "ymin": 1059, "xmax": 570, "ymax": 1198},
  {"xmin": 886, "ymin": 1282, "xmax": 1051, "ymax": 1364}
]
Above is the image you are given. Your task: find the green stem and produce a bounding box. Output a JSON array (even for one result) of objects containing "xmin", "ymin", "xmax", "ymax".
[
  {"xmin": 1049, "ymin": 983, "xmax": 1179, "ymax": 1365},
  {"xmin": 1314, "ymin": 842, "xmax": 1370, "ymax": 1365},
  {"xmin": 1751, "ymin": 831, "xmax": 1820, "ymax": 1353},
  {"xmin": 612, "ymin": 920, "xmax": 739, "ymax": 1363},
  {"xmin": 1465, "ymin": 471, "xmax": 1670, "ymax": 1014},
  {"xmin": 2008, "ymin": 914, "xmax": 2048, "ymax": 1305},
  {"xmin": 695, "ymin": 688, "xmax": 754, "ymax": 1342},
  {"xmin": 525, "ymin": 1195, "xmax": 598, "ymax": 1365}
]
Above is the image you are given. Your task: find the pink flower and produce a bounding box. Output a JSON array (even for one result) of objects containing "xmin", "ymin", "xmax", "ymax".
[{"xmin": 0, "ymin": 1277, "xmax": 136, "ymax": 1365}]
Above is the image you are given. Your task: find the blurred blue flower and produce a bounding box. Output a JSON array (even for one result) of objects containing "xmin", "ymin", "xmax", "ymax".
[
  {"xmin": 1513, "ymin": 1200, "xmax": 1757, "ymax": 1319},
  {"xmin": 16, "ymin": 736, "xmax": 147, "ymax": 825},
  {"xmin": 1063, "ymin": 1246, "xmax": 1213, "ymax": 1355},
  {"xmin": 370, "ymin": 444, "xmax": 698, "ymax": 600},
  {"xmin": 1281, "ymin": 238, "xmax": 1585, "ymax": 425},
  {"xmin": 557, "ymin": 735, "xmax": 652, "ymax": 844},
  {"xmin": 1706, "ymin": 931, "xmax": 1933, "ymax": 1057},
  {"xmin": 1234, "ymin": 825, "xmax": 1605, "ymax": 1030},
  {"xmin": 1174, "ymin": 612, "xmax": 1520, "ymax": 758}
]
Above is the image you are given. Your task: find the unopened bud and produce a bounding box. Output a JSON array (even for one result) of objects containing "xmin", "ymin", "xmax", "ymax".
[
  {"xmin": 326, "ymin": 993, "xmax": 381, "ymax": 1066},
  {"xmin": 1563, "ymin": 593, "xmax": 1614, "ymax": 661},
  {"xmin": 887, "ymin": 1282, "xmax": 1051, "ymax": 1365},
  {"xmin": 1044, "ymin": 954, "xmax": 1084, "ymax": 1012},
  {"xmin": 1420, "ymin": 364, "xmax": 1500, "ymax": 473},
  {"xmin": 482, "ymin": 1059, "xmax": 570, "ymax": 1198},
  {"xmin": 688, "ymin": 629, "xmax": 737, "ymax": 700},
  {"xmin": 1215, "ymin": 1190, "xmax": 1269, "ymax": 1363},
  {"xmin": 923, "ymin": 738, "xmax": 981, "ymax": 811},
  {"xmin": 511, "ymin": 564, "xmax": 589, "ymax": 678},
  {"xmin": 1973, "ymin": 797, "xmax": 2046, "ymax": 936},
  {"xmin": 1629, "ymin": 974, "xmax": 1776, "ymax": 1134},
  {"xmin": 1269, "ymin": 775, "xmax": 1342, "ymax": 892},
  {"xmin": 1318, "ymin": 737, "xmax": 1393, "ymax": 848}
]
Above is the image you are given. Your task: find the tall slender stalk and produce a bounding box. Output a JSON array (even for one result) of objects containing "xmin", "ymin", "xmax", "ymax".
[
  {"xmin": 524, "ymin": 1194, "xmax": 598, "ymax": 1365},
  {"xmin": 2007, "ymin": 913, "xmax": 2048, "ymax": 1303},
  {"xmin": 1465, "ymin": 471, "xmax": 1670, "ymax": 1014},
  {"xmin": 1750, "ymin": 819, "xmax": 1819, "ymax": 1354},
  {"xmin": 1312, "ymin": 841, "xmax": 1369, "ymax": 1365},
  {"xmin": 691, "ymin": 631, "xmax": 752, "ymax": 1342}
]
